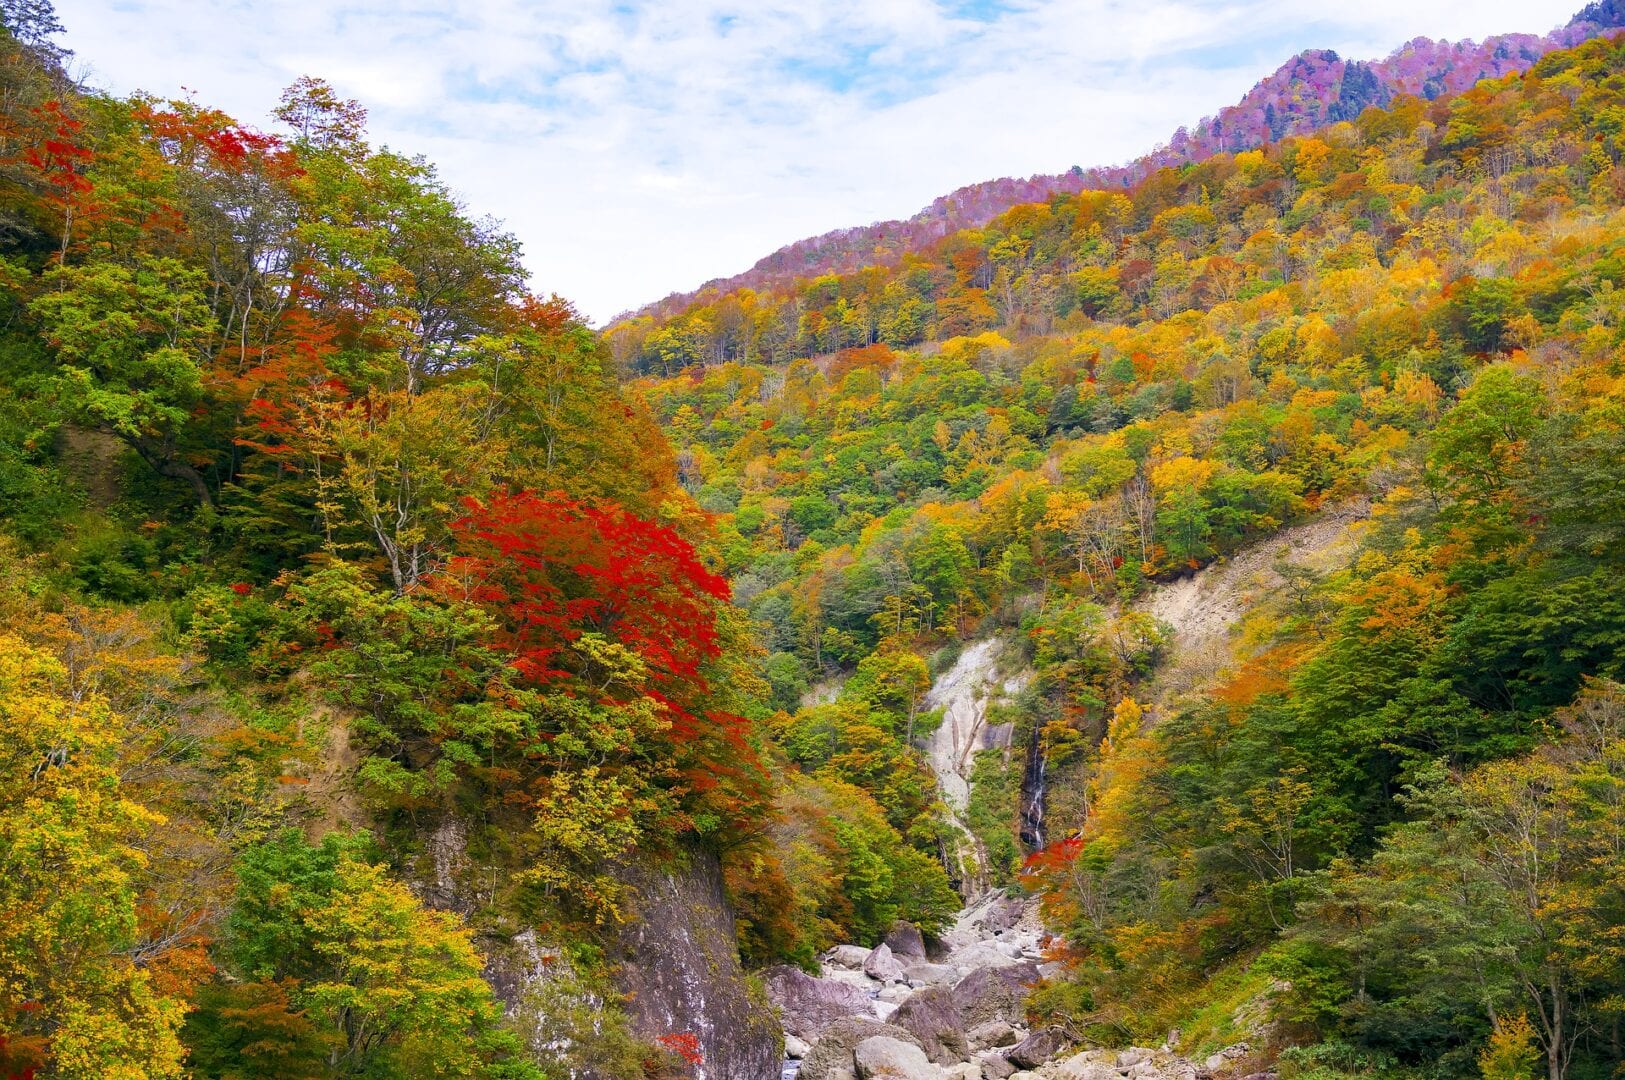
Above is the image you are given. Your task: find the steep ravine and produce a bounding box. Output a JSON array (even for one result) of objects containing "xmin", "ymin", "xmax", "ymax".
[
  {"xmin": 769, "ymin": 640, "xmax": 1049, "ymax": 1077},
  {"xmin": 770, "ymin": 508, "xmax": 1370, "ymax": 1078}
]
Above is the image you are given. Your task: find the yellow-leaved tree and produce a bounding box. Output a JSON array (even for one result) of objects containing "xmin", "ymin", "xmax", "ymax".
[{"xmin": 0, "ymin": 635, "xmax": 186, "ymax": 1078}]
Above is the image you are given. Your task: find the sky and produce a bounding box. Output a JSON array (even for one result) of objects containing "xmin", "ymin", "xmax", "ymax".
[{"xmin": 54, "ymin": 0, "xmax": 1581, "ymax": 324}]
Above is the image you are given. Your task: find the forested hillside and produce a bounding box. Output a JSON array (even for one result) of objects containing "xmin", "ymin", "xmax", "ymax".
[
  {"xmin": 0, "ymin": 7, "xmax": 805, "ymax": 1077},
  {"xmin": 628, "ymin": 31, "xmax": 1625, "ymax": 1080},
  {"xmin": 622, "ymin": 1, "xmax": 1625, "ymax": 324}
]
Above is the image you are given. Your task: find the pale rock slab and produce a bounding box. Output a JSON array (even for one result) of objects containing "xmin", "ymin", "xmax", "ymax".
[{"xmin": 855, "ymin": 1036, "xmax": 946, "ymax": 1080}]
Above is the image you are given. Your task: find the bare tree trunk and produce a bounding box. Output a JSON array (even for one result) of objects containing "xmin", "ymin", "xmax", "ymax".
[{"xmin": 128, "ymin": 436, "xmax": 214, "ymax": 509}]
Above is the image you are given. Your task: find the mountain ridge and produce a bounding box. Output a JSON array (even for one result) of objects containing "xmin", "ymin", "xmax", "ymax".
[{"xmin": 621, "ymin": 0, "xmax": 1625, "ymax": 324}]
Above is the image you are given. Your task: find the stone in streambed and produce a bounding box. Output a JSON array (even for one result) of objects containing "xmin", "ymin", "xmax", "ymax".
[
  {"xmin": 945, "ymin": 942, "xmax": 1024, "ymax": 971},
  {"xmin": 828, "ymin": 944, "xmax": 874, "ymax": 969},
  {"xmin": 904, "ymin": 961, "xmax": 960, "ymax": 988},
  {"xmin": 889, "ymin": 986, "xmax": 968, "ymax": 1065},
  {"xmin": 884, "ymin": 920, "xmax": 928, "ymax": 960},
  {"xmin": 854, "ymin": 1036, "xmax": 945, "ymax": 1080},
  {"xmin": 1006, "ymin": 1025, "xmax": 1073, "ymax": 1068},
  {"xmin": 950, "ymin": 961, "xmax": 1041, "ymax": 1029},
  {"xmin": 864, "ymin": 942, "xmax": 907, "ymax": 983},
  {"xmin": 968, "ymin": 1019, "xmax": 1017, "ymax": 1049},
  {"xmin": 763, "ymin": 964, "xmax": 875, "ymax": 1041},
  {"xmin": 983, "ymin": 894, "xmax": 1029, "ymax": 933},
  {"xmin": 799, "ymin": 1018, "xmax": 926, "ymax": 1080},
  {"xmin": 1050, "ymin": 1059, "xmax": 1120, "ymax": 1080},
  {"xmin": 979, "ymin": 1052, "xmax": 1019, "ymax": 1079}
]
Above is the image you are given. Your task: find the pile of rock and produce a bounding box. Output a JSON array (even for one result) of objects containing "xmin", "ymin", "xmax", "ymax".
[
  {"xmin": 767, "ymin": 891, "xmax": 1270, "ymax": 1080},
  {"xmin": 768, "ymin": 893, "xmax": 1059, "ymax": 1078},
  {"xmin": 1013, "ymin": 1043, "xmax": 1271, "ymax": 1080}
]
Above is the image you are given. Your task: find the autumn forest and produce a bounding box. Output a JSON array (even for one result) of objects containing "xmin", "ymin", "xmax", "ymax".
[{"xmin": 1, "ymin": 2, "xmax": 1624, "ymax": 1079}]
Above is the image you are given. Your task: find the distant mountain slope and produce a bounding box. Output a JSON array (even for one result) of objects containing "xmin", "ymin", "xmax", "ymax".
[{"xmin": 625, "ymin": 0, "xmax": 1625, "ymax": 322}]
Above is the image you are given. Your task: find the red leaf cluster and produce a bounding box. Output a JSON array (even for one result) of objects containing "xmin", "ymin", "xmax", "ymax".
[
  {"xmin": 437, "ymin": 491, "xmax": 769, "ymax": 827},
  {"xmin": 444, "ymin": 490, "xmax": 729, "ymax": 691},
  {"xmin": 655, "ymin": 1031, "xmax": 704, "ymax": 1067}
]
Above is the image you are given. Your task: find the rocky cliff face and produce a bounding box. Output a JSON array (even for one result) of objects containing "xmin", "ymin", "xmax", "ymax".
[
  {"xmin": 417, "ymin": 817, "xmax": 780, "ymax": 1078},
  {"xmin": 609, "ymin": 851, "xmax": 783, "ymax": 1079}
]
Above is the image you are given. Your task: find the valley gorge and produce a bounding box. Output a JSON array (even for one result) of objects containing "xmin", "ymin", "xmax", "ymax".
[{"xmin": 2, "ymin": 3, "xmax": 1625, "ymax": 1079}]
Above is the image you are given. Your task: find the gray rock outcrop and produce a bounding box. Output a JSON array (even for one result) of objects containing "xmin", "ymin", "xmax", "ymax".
[
  {"xmin": 764, "ymin": 964, "xmax": 876, "ymax": 1040},
  {"xmin": 608, "ymin": 853, "xmax": 782, "ymax": 1079},
  {"xmin": 890, "ymin": 986, "xmax": 969, "ymax": 1064}
]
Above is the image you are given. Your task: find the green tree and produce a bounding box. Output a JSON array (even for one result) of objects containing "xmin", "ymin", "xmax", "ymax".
[
  {"xmin": 227, "ymin": 830, "xmax": 540, "ymax": 1078},
  {"xmin": 31, "ymin": 256, "xmax": 218, "ymax": 505}
]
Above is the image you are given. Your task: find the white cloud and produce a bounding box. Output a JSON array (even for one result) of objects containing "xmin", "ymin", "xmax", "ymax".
[{"xmin": 55, "ymin": 0, "xmax": 1581, "ymax": 322}]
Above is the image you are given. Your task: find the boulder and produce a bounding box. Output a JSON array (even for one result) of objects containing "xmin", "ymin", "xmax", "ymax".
[
  {"xmin": 864, "ymin": 942, "xmax": 907, "ymax": 983},
  {"xmin": 855, "ymin": 1036, "xmax": 944, "ymax": 1080},
  {"xmin": 968, "ymin": 1019, "xmax": 1017, "ymax": 1050},
  {"xmin": 904, "ymin": 962, "xmax": 961, "ymax": 988},
  {"xmin": 829, "ymin": 945, "xmax": 874, "ymax": 969},
  {"xmin": 763, "ymin": 965, "xmax": 875, "ymax": 1040},
  {"xmin": 1051, "ymin": 1058, "xmax": 1120, "ymax": 1080},
  {"xmin": 1007, "ymin": 1025, "xmax": 1072, "ymax": 1068},
  {"xmin": 877, "ymin": 984, "xmax": 913, "ymax": 1004},
  {"xmin": 944, "ymin": 1066, "xmax": 981, "ymax": 1080},
  {"xmin": 800, "ymin": 1018, "xmax": 925, "ymax": 1080},
  {"xmin": 979, "ymin": 1053, "xmax": 1019, "ymax": 1079},
  {"xmin": 890, "ymin": 986, "xmax": 969, "ymax": 1065},
  {"xmin": 884, "ymin": 920, "xmax": 928, "ymax": 960},
  {"xmin": 950, "ymin": 962, "xmax": 1041, "ymax": 1029},
  {"xmin": 825, "ymin": 965, "xmax": 885, "ymax": 994},
  {"xmin": 946, "ymin": 942, "xmax": 1024, "ymax": 971},
  {"xmin": 786, "ymin": 1033, "xmax": 811, "ymax": 1058},
  {"xmin": 1118, "ymin": 1048, "xmax": 1153, "ymax": 1069},
  {"xmin": 983, "ymin": 894, "xmax": 1028, "ymax": 933}
]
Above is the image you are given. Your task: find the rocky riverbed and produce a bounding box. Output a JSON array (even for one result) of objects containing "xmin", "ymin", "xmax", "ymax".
[{"xmin": 765, "ymin": 890, "xmax": 1261, "ymax": 1080}]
